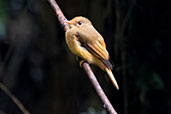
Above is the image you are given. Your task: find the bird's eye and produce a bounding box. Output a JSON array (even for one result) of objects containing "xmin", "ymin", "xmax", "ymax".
[{"xmin": 77, "ymin": 21, "xmax": 82, "ymax": 26}]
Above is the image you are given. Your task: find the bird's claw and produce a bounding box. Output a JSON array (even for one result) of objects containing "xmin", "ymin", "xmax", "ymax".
[
  {"xmin": 79, "ymin": 60, "xmax": 86, "ymax": 67},
  {"xmin": 75, "ymin": 56, "xmax": 86, "ymax": 67}
]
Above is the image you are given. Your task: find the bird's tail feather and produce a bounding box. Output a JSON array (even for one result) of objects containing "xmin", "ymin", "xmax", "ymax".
[{"xmin": 106, "ymin": 68, "xmax": 119, "ymax": 90}]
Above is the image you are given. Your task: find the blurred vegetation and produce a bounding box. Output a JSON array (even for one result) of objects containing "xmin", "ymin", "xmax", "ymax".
[{"xmin": 0, "ymin": 0, "xmax": 170, "ymax": 114}]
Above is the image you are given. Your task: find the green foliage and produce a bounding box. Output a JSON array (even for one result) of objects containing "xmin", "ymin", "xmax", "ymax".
[
  {"xmin": 151, "ymin": 72, "xmax": 164, "ymax": 89},
  {"xmin": 0, "ymin": 0, "xmax": 7, "ymax": 37},
  {"xmin": 136, "ymin": 63, "xmax": 164, "ymax": 103},
  {"xmin": 133, "ymin": 63, "xmax": 165, "ymax": 114}
]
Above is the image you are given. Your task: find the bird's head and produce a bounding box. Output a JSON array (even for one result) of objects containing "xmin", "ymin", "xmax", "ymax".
[{"xmin": 65, "ymin": 16, "xmax": 92, "ymax": 29}]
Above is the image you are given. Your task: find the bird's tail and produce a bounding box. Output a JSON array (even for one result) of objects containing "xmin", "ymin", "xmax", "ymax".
[{"xmin": 106, "ymin": 68, "xmax": 119, "ymax": 90}]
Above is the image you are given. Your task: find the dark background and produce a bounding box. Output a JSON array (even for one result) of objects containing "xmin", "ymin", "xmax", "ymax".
[{"xmin": 0, "ymin": 0, "xmax": 170, "ymax": 114}]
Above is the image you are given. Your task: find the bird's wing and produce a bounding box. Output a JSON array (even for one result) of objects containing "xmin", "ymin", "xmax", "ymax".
[
  {"xmin": 84, "ymin": 42, "xmax": 113, "ymax": 70},
  {"xmin": 77, "ymin": 25, "xmax": 112, "ymax": 69},
  {"xmin": 86, "ymin": 40, "xmax": 109, "ymax": 60},
  {"xmin": 77, "ymin": 26, "xmax": 109, "ymax": 60}
]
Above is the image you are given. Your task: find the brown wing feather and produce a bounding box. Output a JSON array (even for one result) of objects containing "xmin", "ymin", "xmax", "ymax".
[
  {"xmin": 82, "ymin": 43, "xmax": 113, "ymax": 69},
  {"xmin": 76, "ymin": 24, "xmax": 113, "ymax": 69},
  {"xmin": 87, "ymin": 41, "xmax": 109, "ymax": 60},
  {"xmin": 76, "ymin": 25, "xmax": 109, "ymax": 60}
]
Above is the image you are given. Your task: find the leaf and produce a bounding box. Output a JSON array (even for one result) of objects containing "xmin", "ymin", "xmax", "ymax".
[{"xmin": 151, "ymin": 72, "xmax": 164, "ymax": 89}]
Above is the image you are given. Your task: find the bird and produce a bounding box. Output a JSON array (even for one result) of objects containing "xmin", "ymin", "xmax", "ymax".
[{"xmin": 65, "ymin": 16, "xmax": 119, "ymax": 90}]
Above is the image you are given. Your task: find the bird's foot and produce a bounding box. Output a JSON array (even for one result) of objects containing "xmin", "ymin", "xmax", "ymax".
[
  {"xmin": 75, "ymin": 56, "xmax": 86, "ymax": 67},
  {"xmin": 79, "ymin": 60, "xmax": 86, "ymax": 67}
]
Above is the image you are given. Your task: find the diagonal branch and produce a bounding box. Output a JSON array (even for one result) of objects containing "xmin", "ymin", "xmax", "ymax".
[
  {"xmin": 47, "ymin": 0, "xmax": 117, "ymax": 114},
  {"xmin": 0, "ymin": 82, "xmax": 30, "ymax": 114},
  {"xmin": 82, "ymin": 63, "xmax": 117, "ymax": 114},
  {"xmin": 48, "ymin": 0, "xmax": 68, "ymax": 31}
]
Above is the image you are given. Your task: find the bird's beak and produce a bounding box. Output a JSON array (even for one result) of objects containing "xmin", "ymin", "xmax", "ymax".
[{"xmin": 65, "ymin": 20, "xmax": 73, "ymax": 25}]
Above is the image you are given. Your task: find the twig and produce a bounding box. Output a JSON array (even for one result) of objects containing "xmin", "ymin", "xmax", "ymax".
[
  {"xmin": 47, "ymin": 0, "xmax": 117, "ymax": 114},
  {"xmin": 114, "ymin": 1, "xmax": 135, "ymax": 114},
  {"xmin": 114, "ymin": 1, "xmax": 128, "ymax": 114},
  {"xmin": 0, "ymin": 110, "xmax": 8, "ymax": 114},
  {"xmin": 0, "ymin": 82, "xmax": 30, "ymax": 114}
]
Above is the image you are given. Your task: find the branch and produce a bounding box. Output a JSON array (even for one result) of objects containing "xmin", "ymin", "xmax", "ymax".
[
  {"xmin": 83, "ymin": 63, "xmax": 117, "ymax": 114},
  {"xmin": 47, "ymin": 0, "xmax": 117, "ymax": 114},
  {"xmin": 0, "ymin": 82, "xmax": 30, "ymax": 114},
  {"xmin": 48, "ymin": 0, "xmax": 68, "ymax": 31}
]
